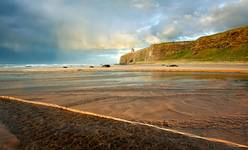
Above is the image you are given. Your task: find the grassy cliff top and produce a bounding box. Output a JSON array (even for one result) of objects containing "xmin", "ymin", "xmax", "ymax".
[{"xmin": 120, "ymin": 26, "xmax": 248, "ymax": 64}]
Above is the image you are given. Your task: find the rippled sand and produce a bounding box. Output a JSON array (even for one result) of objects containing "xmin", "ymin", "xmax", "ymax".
[
  {"xmin": 0, "ymin": 97, "xmax": 247, "ymax": 150},
  {"xmin": 0, "ymin": 66, "xmax": 248, "ymax": 147}
]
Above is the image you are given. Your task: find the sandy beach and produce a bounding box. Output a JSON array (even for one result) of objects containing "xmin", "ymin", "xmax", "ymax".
[
  {"xmin": 5, "ymin": 85, "xmax": 247, "ymax": 145},
  {"xmin": 0, "ymin": 96, "xmax": 247, "ymax": 150},
  {"xmin": 0, "ymin": 123, "xmax": 19, "ymax": 150},
  {"xmin": 0, "ymin": 64, "xmax": 248, "ymax": 148},
  {"xmin": 1, "ymin": 0, "xmax": 247, "ymax": 149}
]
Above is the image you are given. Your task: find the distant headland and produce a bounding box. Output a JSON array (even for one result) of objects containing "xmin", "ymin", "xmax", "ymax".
[{"xmin": 120, "ymin": 26, "xmax": 248, "ymax": 64}]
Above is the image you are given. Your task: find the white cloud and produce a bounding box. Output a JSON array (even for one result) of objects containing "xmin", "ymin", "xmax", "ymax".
[
  {"xmin": 147, "ymin": 0, "xmax": 248, "ymax": 42},
  {"xmin": 199, "ymin": 0, "xmax": 248, "ymax": 29},
  {"xmin": 97, "ymin": 32, "xmax": 140, "ymax": 49},
  {"xmin": 144, "ymin": 35, "xmax": 160, "ymax": 44},
  {"xmin": 56, "ymin": 27, "xmax": 140, "ymax": 50},
  {"xmin": 162, "ymin": 25, "xmax": 177, "ymax": 36},
  {"xmin": 131, "ymin": 0, "xmax": 159, "ymax": 9}
]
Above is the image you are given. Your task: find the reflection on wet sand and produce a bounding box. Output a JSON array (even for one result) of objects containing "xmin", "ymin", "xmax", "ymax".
[
  {"xmin": 0, "ymin": 124, "xmax": 19, "ymax": 150},
  {"xmin": 0, "ymin": 70, "xmax": 248, "ymax": 145}
]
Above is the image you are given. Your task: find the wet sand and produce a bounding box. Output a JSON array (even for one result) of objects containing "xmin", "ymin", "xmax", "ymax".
[
  {"xmin": 0, "ymin": 65, "xmax": 248, "ymax": 147},
  {"xmin": 9, "ymin": 86, "xmax": 248, "ymax": 145},
  {"xmin": 0, "ymin": 124, "xmax": 19, "ymax": 150},
  {"xmin": 0, "ymin": 96, "xmax": 247, "ymax": 150}
]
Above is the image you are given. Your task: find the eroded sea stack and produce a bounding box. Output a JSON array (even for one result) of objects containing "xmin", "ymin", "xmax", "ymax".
[{"xmin": 120, "ymin": 26, "xmax": 248, "ymax": 64}]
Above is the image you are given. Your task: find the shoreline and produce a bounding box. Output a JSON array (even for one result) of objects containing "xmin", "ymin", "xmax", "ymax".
[
  {"xmin": 0, "ymin": 63, "xmax": 248, "ymax": 73},
  {"xmin": 0, "ymin": 96, "xmax": 247, "ymax": 149}
]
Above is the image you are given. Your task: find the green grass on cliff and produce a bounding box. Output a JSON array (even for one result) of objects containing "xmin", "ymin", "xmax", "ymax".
[{"xmin": 162, "ymin": 45, "xmax": 248, "ymax": 62}]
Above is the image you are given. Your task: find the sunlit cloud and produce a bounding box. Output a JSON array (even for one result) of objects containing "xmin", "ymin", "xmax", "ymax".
[{"xmin": 131, "ymin": 0, "xmax": 159, "ymax": 9}]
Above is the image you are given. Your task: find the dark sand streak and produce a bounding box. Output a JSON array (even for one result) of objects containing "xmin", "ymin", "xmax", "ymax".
[{"xmin": 0, "ymin": 96, "xmax": 247, "ymax": 150}]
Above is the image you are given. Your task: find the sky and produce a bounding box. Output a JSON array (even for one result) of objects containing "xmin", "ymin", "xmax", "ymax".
[{"xmin": 0, "ymin": 0, "xmax": 248, "ymax": 64}]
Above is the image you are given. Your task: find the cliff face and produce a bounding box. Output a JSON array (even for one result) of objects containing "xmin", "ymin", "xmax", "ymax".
[
  {"xmin": 120, "ymin": 26, "xmax": 248, "ymax": 64},
  {"xmin": 120, "ymin": 42, "xmax": 192, "ymax": 64}
]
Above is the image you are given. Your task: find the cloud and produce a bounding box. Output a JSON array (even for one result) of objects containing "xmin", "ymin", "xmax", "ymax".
[
  {"xmin": 11, "ymin": 0, "xmax": 158, "ymax": 50},
  {"xmin": 144, "ymin": 35, "xmax": 161, "ymax": 44},
  {"xmin": 148, "ymin": 0, "xmax": 248, "ymax": 42},
  {"xmin": 0, "ymin": 0, "xmax": 247, "ymax": 64},
  {"xmin": 200, "ymin": 0, "xmax": 248, "ymax": 30},
  {"xmin": 56, "ymin": 26, "xmax": 140, "ymax": 50},
  {"xmin": 161, "ymin": 25, "xmax": 181, "ymax": 39},
  {"xmin": 131, "ymin": 0, "xmax": 159, "ymax": 9},
  {"xmin": 98, "ymin": 32, "xmax": 140, "ymax": 49}
]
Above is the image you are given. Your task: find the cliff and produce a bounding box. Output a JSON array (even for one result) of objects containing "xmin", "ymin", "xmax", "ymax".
[{"xmin": 120, "ymin": 26, "xmax": 248, "ymax": 64}]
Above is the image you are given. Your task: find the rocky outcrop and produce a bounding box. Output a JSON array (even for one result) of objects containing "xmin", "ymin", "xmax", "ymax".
[{"xmin": 120, "ymin": 26, "xmax": 248, "ymax": 64}]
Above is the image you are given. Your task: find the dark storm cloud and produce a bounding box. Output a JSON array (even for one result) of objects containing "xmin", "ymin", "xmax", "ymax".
[
  {"xmin": 0, "ymin": 0, "xmax": 59, "ymax": 63},
  {"xmin": 0, "ymin": 1, "xmax": 57, "ymax": 49}
]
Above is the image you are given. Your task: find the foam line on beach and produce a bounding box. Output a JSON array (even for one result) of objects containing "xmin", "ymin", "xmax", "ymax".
[{"xmin": 0, "ymin": 96, "xmax": 247, "ymax": 148}]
